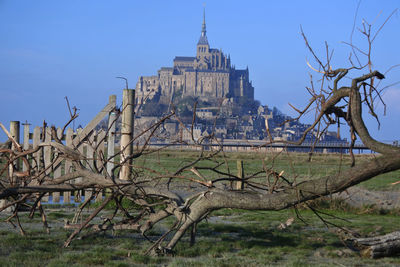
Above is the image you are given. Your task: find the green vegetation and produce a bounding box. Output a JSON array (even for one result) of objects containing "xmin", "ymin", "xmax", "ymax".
[
  {"xmin": 1, "ymin": 151, "xmax": 399, "ymax": 266},
  {"xmin": 0, "ymin": 205, "xmax": 399, "ymax": 266},
  {"xmin": 134, "ymin": 150, "xmax": 400, "ymax": 192}
]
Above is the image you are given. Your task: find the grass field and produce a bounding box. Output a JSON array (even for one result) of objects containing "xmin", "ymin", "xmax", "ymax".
[
  {"xmin": 0, "ymin": 205, "xmax": 399, "ymax": 266},
  {"xmin": 134, "ymin": 150, "xmax": 400, "ymax": 191},
  {"xmin": 1, "ymin": 150, "xmax": 400, "ymax": 266}
]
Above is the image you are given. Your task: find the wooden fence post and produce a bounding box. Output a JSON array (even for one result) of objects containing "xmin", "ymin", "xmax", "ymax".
[
  {"xmin": 84, "ymin": 131, "xmax": 96, "ymax": 200},
  {"xmin": 96, "ymin": 130, "xmax": 106, "ymax": 202},
  {"xmin": 52, "ymin": 128, "xmax": 62, "ymax": 203},
  {"xmin": 9, "ymin": 121, "xmax": 20, "ymax": 178},
  {"xmin": 107, "ymin": 95, "xmax": 117, "ymax": 177},
  {"xmin": 9, "ymin": 121, "xmax": 20, "ymax": 145},
  {"xmin": 75, "ymin": 128, "xmax": 84, "ymax": 202},
  {"xmin": 22, "ymin": 122, "xmax": 30, "ymax": 172},
  {"xmin": 236, "ymin": 160, "xmax": 244, "ymax": 190},
  {"xmin": 120, "ymin": 89, "xmax": 135, "ymax": 180},
  {"xmin": 43, "ymin": 127, "xmax": 52, "ymax": 174},
  {"xmin": 64, "ymin": 128, "xmax": 73, "ymax": 203},
  {"xmin": 42, "ymin": 127, "xmax": 52, "ymax": 202},
  {"xmin": 0, "ymin": 121, "xmax": 19, "ymax": 210},
  {"xmin": 32, "ymin": 126, "xmax": 41, "ymax": 170}
]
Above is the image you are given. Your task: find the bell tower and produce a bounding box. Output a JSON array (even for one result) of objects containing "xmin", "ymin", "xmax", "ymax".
[{"xmin": 196, "ymin": 8, "xmax": 209, "ymax": 58}]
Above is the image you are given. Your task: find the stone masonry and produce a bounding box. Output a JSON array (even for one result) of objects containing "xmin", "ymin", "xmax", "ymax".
[{"xmin": 135, "ymin": 9, "xmax": 254, "ymax": 105}]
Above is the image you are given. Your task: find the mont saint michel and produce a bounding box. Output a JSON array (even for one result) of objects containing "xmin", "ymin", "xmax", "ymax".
[
  {"xmin": 134, "ymin": 10, "xmax": 341, "ymax": 145},
  {"xmin": 135, "ymin": 10, "xmax": 254, "ymax": 107}
]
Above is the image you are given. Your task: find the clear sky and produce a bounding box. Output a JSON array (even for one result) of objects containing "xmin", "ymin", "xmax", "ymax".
[{"xmin": 0, "ymin": 0, "xmax": 399, "ymax": 142}]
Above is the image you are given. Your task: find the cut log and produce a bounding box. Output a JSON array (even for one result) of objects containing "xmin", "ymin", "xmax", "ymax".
[{"xmin": 351, "ymin": 230, "xmax": 400, "ymax": 258}]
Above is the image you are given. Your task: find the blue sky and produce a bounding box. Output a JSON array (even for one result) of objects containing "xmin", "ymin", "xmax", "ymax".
[{"xmin": 0, "ymin": 0, "xmax": 399, "ymax": 142}]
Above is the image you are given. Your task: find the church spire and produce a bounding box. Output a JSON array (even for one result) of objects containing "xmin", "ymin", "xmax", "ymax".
[
  {"xmin": 201, "ymin": 7, "xmax": 206, "ymax": 37},
  {"xmin": 197, "ymin": 7, "xmax": 209, "ymax": 46}
]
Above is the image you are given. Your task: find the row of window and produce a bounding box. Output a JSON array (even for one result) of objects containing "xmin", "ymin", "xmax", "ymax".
[{"xmin": 198, "ymin": 46, "xmax": 208, "ymax": 53}]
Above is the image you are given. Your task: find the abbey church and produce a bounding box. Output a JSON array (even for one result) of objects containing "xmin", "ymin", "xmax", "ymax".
[
  {"xmin": 131, "ymin": 10, "xmax": 343, "ymax": 145},
  {"xmin": 135, "ymin": 10, "xmax": 254, "ymax": 105}
]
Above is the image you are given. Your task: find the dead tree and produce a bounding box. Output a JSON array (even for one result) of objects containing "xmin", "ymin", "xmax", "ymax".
[{"xmin": 0, "ymin": 10, "xmax": 399, "ymax": 258}]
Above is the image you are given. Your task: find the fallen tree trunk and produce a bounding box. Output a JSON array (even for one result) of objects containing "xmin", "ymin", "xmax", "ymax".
[
  {"xmin": 163, "ymin": 153, "xmax": 400, "ymax": 251},
  {"xmin": 350, "ymin": 231, "xmax": 400, "ymax": 258}
]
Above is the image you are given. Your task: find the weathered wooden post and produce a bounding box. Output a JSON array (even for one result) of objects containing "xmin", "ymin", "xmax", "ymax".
[
  {"xmin": 84, "ymin": 131, "xmax": 96, "ymax": 200},
  {"xmin": 32, "ymin": 126, "xmax": 41, "ymax": 170},
  {"xmin": 22, "ymin": 122, "xmax": 30, "ymax": 172},
  {"xmin": 64, "ymin": 128, "xmax": 73, "ymax": 203},
  {"xmin": 119, "ymin": 89, "xmax": 135, "ymax": 180},
  {"xmin": 9, "ymin": 121, "xmax": 20, "ymax": 179},
  {"xmin": 75, "ymin": 128, "xmax": 84, "ymax": 202},
  {"xmin": 95, "ymin": 130, "xmax": 106, "ymax": 202},
  {"xmin": 0, "ymin": 121, "xmax": 20, "ymax": 210},
  {"xmin": 1, "ymin": 121, "xmax": 20, "ymax": 210},
  {"xmin": 9, "ymin": 121, "xmax": 20, "ymax": 144},
  {"xmin": 236, "ymin": 160, "xmax": 244, "ymax": 190},
  {"xmin": 52, "ymin": 128, "xmax": 63, "ymax": 203},
  {"xmin": 42, "ymin": 127, "xmax": 51, "ymax": 202},
  {"xmin": 107, "ymin": 95, "xmax": 117, "ymax": 177}
]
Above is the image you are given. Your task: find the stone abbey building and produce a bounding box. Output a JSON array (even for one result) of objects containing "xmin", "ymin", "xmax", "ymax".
[
  {"xmin": 135, "ymin": 10, "xmax": 254, "ymax": 105},
  {"xmin": 131, "ymin": 11, "xmax": 344, "ymax": 146}
]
